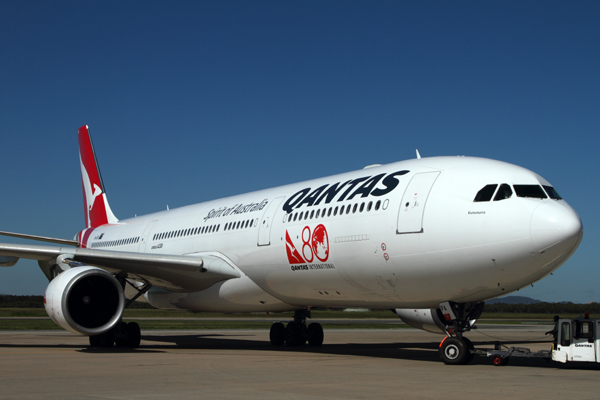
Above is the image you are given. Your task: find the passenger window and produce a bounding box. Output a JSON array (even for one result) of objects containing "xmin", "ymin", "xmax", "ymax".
[
  {"xmin": 310, "ymin": 210, "xmax": 315, "ymax": 219},
  {"xmin": 327, "ymin": 208, "xmax": 332, "ymax": 217},
  {"xmin": 367, "ymin": 201, "xmax": 372, "ymax": 212},
  {"xmin": 316, "ymin": 210, "xmax": 320, "ymax": 218},
  {"xmin": 339, "ymin": 205, "xmax": 345, "ymax": 214},
  {"xmin": 493, "ymin": 184, "xmax": 513, "ymax": 201},
  {"xmin": 293, "ymin": 213, "xmax": 298, "ymax": 222},
  {"xmin": 375, "ymin": 200, "xmax": 381, "ymax": 211},
  {"xmin": 360, "ymin": 202, "xmax": 365, "ymax": 212},
  {"xmin": 543, "ymin": 185, "xmax": 562, "ymax": 200},
  {"xmin": 334, "ymin": 206, "xmax": 338, "ymax": 216},
  {"xmin": 353, "ymin": 204, "xmax": 358, "ymax": 213},
  {"xmin": 474, "ymin": 184, "xmax": 498, "ymax": 202},
  {"xmin": 514, "ymin": 185, "xmax": 547, "ymax": 199}
]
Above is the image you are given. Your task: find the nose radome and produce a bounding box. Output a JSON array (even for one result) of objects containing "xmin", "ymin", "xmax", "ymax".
[{"xmin": 530, "ymin": 202, "xmax": 583, "ymax": 254}]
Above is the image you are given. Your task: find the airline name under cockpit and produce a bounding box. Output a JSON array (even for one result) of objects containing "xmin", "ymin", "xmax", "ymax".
[{"xmin": 282, "ymin": 170, "xmax": 409, "ymax": 214}]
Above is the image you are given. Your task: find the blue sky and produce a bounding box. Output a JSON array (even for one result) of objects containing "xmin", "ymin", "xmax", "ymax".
[{"xmin": 1, "ymin": 1, "xmax": 598, "ymax": 303}]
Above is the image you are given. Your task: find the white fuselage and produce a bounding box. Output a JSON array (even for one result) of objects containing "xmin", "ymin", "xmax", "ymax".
[{"xmin": 79, "ymin": 156, "xmax": 583, "ymax": 313}]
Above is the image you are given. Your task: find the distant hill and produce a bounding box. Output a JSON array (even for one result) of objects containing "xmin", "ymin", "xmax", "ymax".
[{"xmin": 486, "ymin": 296, "xmax": 541, "ymax": 305}]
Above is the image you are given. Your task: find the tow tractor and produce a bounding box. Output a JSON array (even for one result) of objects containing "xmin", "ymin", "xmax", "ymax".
[{"xmin": 482, "ymin": 314, "xmax": 600, "ymax": 366}]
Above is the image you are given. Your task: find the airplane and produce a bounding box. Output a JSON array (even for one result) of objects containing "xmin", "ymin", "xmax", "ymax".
[{"xmin": 0, "ymin": 125, "xmax": 583, "ymax": 365}]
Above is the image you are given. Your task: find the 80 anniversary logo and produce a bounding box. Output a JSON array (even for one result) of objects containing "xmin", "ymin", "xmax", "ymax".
[{"xmin": 282, "ymin": 170, "xmax": 409, "ymax": 269}]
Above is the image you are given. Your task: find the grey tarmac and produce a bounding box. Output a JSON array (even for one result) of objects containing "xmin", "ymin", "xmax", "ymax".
[{"xmin": 0, "ymin": 326, "xmax": 598, "ymax": 400}]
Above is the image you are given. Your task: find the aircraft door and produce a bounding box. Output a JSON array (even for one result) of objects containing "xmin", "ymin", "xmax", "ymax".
[
  {"xmin": 138, "ymin": 220, "xmax": 158, "ymax": 253},
  {"xmin": 258, "ymin": 197, "xmax": 284, "ymax": 246},
  {"xmin": 397, "ymin": 172, "xmax": 440, "ymax": 234}
]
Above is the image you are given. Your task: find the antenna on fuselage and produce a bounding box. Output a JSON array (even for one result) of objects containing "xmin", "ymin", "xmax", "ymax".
[{"xmin": 416, "ymin": 149, "xmax": 421, "ymax": 159}]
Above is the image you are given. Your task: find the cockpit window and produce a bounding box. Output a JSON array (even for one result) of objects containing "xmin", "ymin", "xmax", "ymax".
[
  {"xmin": 474, "ymin": 184, "xmax": 497, "ymax": 202},
  {"xmin": 543, "ymin": 185, "xmax": 562, "ymax": 200},
  {"xmin": 493, "ymin": 184, "xmax": 512, "ymax": 201},
  {"xmin": 514, "ymin": 185, "xmax": 547, "ymax": 199}
]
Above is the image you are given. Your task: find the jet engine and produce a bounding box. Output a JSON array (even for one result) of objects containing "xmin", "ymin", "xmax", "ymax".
[
  {"xmin": 395, "ymin": 308, "xmax": 450, "ymax": 334},
  {"xmin": 44, "ymin": 266, "xmax": 125, "ymax": 335}
]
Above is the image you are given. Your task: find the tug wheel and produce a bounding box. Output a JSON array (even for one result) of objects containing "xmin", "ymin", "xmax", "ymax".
[{"xmin": 492, "ymin": 355, "xmax": 509, "ymax": 366}]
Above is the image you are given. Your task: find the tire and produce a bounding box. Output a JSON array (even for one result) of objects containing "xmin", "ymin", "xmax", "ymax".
[
  {"xmin": 114, "ymin": 322, "xmax": 129, "ymax": 347},
  {"xmin": 89, "ymin": 329, "xmax": 115, "ymax": 348},
  {"xmin": 270, "ymin": 322, "xmax": 286, "ymax": 346},
  {"xmin": 307, "ymin": 323, "xmax": 324, "ymax": 346},
  {"xmin": 89, "ymin": 334, "xmax": 101, "ymax": 347},
  {"xmin": 126, "ymin": 322, "xmax": 141, "ymax": 348},
  {"xmin": 492, "ymin": 355, "xmax": 509, "ymax": 366},
  {"xmin": 285, "ymin": 321, "xmax": 307, "ymax": 346},
  {"xmin": 439, "ymin": 337, "xmax": 469, "ymax": 365}
]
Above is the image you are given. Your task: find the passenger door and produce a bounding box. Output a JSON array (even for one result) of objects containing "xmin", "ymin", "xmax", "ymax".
[
  {"xmin": 397, "ymin": 172, "xmax": 440, "ymax": 234},
  {"xmin": 258, "ymin": 197, "xmax": 284, "ymax": 246}
]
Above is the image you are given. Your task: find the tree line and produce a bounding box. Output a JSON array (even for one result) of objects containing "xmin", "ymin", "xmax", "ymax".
[{"xmin": 484, "ymin": 302, "xmax": 600, "ymax": 314}]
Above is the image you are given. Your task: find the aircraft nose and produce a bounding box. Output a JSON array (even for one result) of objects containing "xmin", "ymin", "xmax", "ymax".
[{"xmin": 530, "ymin": 201, "xmax": 583, "ymax": 254}]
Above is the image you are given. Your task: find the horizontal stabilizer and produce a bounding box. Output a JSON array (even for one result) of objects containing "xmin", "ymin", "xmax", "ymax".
[{"xmin": 0, "ymin": 242, "xmax": 241, "ymax": 292}]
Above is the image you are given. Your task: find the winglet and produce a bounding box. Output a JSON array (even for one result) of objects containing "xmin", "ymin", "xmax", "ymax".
[
  {"xmin": 78, "ymin": 125, "xmax": 118, "ymax": 229},
  {"xmin": 416, "ymin": 149, "xmax": 421, "ymax": 159}
]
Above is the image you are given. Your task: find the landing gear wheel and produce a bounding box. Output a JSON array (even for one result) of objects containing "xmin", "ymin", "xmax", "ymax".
[
  {"xmin": 270, "ymin": 322, "xmax": 286, "ymax": 346},
  {"xmin": 307, "ymin": 323, "xmax": 324, "ymax": 346},
  {"xmin": 114, "ymin": 322, "xmax": 129, "ymax": 347},
  {"xmin": 126, "ymin": 322, "xmax": 141, "ymax": 348},
  {"xmin": 492, "ymin": 355, "xmax": 509, "ymax": 366},
  {"xmin": 439, "ymin": 337, "xmax": 469, "ymax": 365},
  {"xmin": 285, "ymin": 321, "xmax": 307, "ymax": 346},
  {"xmin": 89, "ymin": 329, "xmax": 115, "ymax": 348}
]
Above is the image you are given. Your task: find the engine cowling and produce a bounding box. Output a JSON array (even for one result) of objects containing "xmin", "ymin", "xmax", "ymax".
[
  {"xmin": 395, "ymin": 308, "xmax": 449, "ymax": 334},
  {"xmin": 44, "ymin": 266, "xmax": 125, "ymax": 335}
]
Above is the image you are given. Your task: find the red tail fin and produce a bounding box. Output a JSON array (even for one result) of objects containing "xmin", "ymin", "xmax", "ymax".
[{"xmin": 78, "ymin": 125, "xmax": 118, "ymax": 229}]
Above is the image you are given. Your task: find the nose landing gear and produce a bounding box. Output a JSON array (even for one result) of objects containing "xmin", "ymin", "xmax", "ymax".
[
  {"xmin": 270, "ymin": 309, "xmax": 324, "ymax": 347},
  {"xmin": 438, "ymin": 301, "xmax": 483, "ymax": 365}
]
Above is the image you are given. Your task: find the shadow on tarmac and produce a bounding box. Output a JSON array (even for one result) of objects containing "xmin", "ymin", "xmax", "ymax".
[
  {"xmin": 2, "ymin": 331, "xmax": 599, "ymax": 370},
  {"xmin": 136, "ymin": 333, "xmax": 600, "ymax": 370}
]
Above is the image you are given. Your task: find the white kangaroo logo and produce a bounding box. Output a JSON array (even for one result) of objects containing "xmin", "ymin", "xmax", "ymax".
[
  {"xmin": 89, "ymin": 184, "xmax": 103, "ymax": 211},
  {"xmin": 80, "ymin": 156, "xmax": 104, "ymax": 227}
]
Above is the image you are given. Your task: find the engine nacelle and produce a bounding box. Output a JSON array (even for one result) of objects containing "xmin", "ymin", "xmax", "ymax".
[
  {"xmin": 395, "ymin": 308, "xmax": 449, "ymax": 334},
  {"xmin": 44, "ymin": 266, "xmax": 125, "ymax": 335}
]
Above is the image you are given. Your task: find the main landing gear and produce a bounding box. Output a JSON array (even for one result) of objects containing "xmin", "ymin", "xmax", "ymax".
[
  {"xmin": 270, "ymin": 309, "xmax": 324, "ymax": 347},
  {"xmin": 89, "ymin": 321, "xmax": 141, "ymax": 348},
  {"xmin": 438, "ymin": 301, "xmax": 484, "ymax": 365},
  {"xmin": 89, "ymin": 275, "xmax": 150, "ymax": 349}
]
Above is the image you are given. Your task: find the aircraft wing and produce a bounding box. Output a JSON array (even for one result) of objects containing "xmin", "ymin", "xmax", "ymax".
[
  {"xmin": 0, "ymin": 242, "xmax": 241, "ymax": 292},
  {"xmin": 0, "ymin": 230, "xmax": 79, "ymax": 246}
]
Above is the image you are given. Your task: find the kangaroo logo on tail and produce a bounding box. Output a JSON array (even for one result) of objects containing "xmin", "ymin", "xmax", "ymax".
[{"xmin": 78, "ymin": 125, "xmax": 118, "ymax": 229}]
